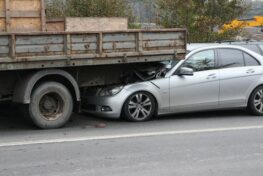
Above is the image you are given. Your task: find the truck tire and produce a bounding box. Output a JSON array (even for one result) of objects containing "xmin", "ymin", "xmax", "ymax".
[{"xmin": 27, "ymin": 81, "xmax": 73, "ymax": 129}]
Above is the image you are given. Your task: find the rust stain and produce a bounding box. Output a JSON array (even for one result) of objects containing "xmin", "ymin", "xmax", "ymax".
[
  {"xmin": 113, "ymin": 42, "xmax": 116, "ymax": 50},
  {"xmin": 44, "ymin": 45, "xmax": 49, "ymax": 53},
  {"xmin": 84, "ymin": 44, "xmax": 90, "ymax": 50}
]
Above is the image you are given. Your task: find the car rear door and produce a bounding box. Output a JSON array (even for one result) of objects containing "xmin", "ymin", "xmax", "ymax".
[
  {"xmin": 169, "ymin": 49, "xmax": 220, "ymax": 113},
  {"xmin": 218, "ymin": 48, "xmax": 263, "ymax": 108}
]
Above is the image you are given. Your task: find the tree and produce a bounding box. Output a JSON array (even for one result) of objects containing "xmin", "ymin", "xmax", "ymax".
[
  {"xmin": 46, "ymin": 0, "xmax": 67, "ymax": 17},
  {"xmin": 129, "ymin": 0, "xmax": 157, "ymax": 23},
  {"xmin": 46, "ymin": 0, "xmax": 134, "ymax": 24},
  {"xmin": 156, "ymin": 0, "xmax": 249, "ymax": 42}
]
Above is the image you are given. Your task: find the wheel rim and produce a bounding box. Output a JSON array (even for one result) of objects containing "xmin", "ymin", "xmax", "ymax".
[
  {"xmin": 254, "ymin": 89, "xmax": 263, "ymax": 113},
  {"xmin": 128, "ymin": 93, "xmax": 152, "ymax": 120},
  {"xmin": 39, "ymin": 92, "xmax": 64, "ymax": 121}
]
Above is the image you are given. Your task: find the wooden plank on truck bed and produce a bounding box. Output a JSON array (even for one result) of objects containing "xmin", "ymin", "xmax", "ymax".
[
  {"xmin": 0, "ymin": 0, "xmax": 45, "ymax": 32},
  {"xmin": 46, "ymin": 18, "xmax": 65, "ymax": 32},
  {"xmin": 65, "ymin": 17, "xmax": 128, "ymax": 32}
]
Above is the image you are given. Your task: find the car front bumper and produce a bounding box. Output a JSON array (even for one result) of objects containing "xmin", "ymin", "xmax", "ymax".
[{"xmin": 81, "ymin": 91, "xmax": 129, "ymax": 119}]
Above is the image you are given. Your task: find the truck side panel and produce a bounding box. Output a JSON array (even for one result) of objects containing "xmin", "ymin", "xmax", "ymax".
[{"xmin": 0, "ymin": 29, "xmax": 187, "ymax": 71}]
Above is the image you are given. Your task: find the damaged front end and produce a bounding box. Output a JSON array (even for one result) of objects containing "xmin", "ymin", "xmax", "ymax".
[
  {"xmin": 81, "ymin": 60, "xmax": 177, "ymax": 97},
  {"xmin": 120, "ymin": 61, "xmax": 175, "ymax": 84}
]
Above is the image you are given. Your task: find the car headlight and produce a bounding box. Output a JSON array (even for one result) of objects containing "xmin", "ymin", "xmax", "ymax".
[{"xmin": 96, "ymin": 85, "xmax": 124, "ymax": 96}]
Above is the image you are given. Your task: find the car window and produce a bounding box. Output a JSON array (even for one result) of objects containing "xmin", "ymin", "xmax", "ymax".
[
  {"xmin": 238, "ymin": 45, "xmax": 261, "ymax": 55},
  {"xmin": 218, "ymin": 49, "xmax": 244, "ymax": 68},
  {"xmin": 259, "ymin": 45, "xmax": 263, "ymax": 51},
  {"xmin": 244, "ymin": 53, "xmax": 260, "ymax": 66},
  {"xmin": 183, "ymin": 50, "xmax": 215, "ymax": 72}
]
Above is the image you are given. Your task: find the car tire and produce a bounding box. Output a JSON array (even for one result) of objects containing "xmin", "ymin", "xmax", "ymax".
[
  {"xmin": 26, "ymin": 81, "xmax": 73, "ymax": 129},
  {"xmin": 123, "ymin": 91, "xmax": 156, "ymax": 122},
  {"xmin": 248, "ymin": 86, "xmax": 263, "ymax": 116}
]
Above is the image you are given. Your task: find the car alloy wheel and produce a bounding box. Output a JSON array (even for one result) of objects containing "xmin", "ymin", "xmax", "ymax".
[
  {"xmin": 253, "ymin": 89, "xmax": 263, "ymax": 113},
  {"xmin": 248, "ymin": 86, "xmax": 263, "ymax": 116},
  {"xmin": 123, "ymin": 92, "xmax": 156, "ymax": 122}
]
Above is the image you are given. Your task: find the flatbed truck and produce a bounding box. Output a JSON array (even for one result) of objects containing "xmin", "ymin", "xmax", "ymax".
[{"xmin": 0, "ymin": 29, "xmax": 187, "ymax": 128}]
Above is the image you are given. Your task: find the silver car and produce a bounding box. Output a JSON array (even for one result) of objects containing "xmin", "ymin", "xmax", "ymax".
[{"xmin": 83, "ymin": 45, "xmax": 263, "ymax": 122}]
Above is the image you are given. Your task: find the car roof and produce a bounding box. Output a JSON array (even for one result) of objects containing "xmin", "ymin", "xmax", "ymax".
[
  {"xmin": 186, "ymin": 45, "xmax": 263, "ymax": 62},
  {"xmin": 187, "ymin": 42, "xmax": 263, "ymax": 55}
]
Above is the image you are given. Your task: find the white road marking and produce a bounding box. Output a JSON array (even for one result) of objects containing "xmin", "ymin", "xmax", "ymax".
[{"xmin": 1, "ymin": 125, "xmax": 263, "ymax": 147}]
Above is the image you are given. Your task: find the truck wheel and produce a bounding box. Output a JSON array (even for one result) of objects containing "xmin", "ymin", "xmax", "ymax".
[
  {"xmin": 123, "ymin": 92, "xmax": 156, "ymax": 122},
  {"xmin": 28, "ymin": 81, "xmax": 73, "ymax": 129}
]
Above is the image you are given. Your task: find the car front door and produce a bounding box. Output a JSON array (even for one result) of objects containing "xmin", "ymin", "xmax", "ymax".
[
  {"xmin": 218, "ymin": 49, "xmax": 263, "ymax": 108},
  {"xmin": 169, "ymin": 49, "xmax": 220, "ymax": 113}
]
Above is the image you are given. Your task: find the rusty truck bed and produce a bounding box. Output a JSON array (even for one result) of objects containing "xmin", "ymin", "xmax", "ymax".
[{"xmin": 0, "ymin": 29, "xmax": 187, "ymax": 71}]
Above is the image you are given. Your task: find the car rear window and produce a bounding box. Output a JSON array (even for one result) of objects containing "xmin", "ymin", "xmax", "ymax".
[{"xmin": 244, "ymin": 53, "xmax": 260, "ymax": 66}]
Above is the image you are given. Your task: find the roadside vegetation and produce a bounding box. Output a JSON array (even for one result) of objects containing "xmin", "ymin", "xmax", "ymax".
[
  {"xmin": 46, "ymin": 0, "xmax": 250, "ymax": 42},
  {"xmin": 156, "ymin": 0, "xmax": 249, "ymax": 42},
  {"xmin": 46, "ymin": 0, "xmax": 135, "ymax": 27}
]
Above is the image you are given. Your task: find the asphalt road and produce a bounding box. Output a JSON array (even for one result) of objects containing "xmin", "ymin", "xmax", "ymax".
[{"xmin": 0, "ymin": 108, "xmax": 263, "ymax": 176}]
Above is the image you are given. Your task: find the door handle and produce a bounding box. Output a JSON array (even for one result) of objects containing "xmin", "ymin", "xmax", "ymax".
[
  {"xmin": 246, "ymin": 69, "xmax": 255, "ymax": 74},
  {"xmin": 207, "ymin": 73, "xmax": 217, "ymax": 79}
]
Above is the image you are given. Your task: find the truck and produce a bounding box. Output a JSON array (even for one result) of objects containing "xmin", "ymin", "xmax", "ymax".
[{"xmin": 0, "ymin": 0, "xmax": 187, "ymax": 129}]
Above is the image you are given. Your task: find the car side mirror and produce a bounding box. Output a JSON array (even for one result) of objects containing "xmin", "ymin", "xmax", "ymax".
[{"xmin": 178, "ymin": 67, "xmax": 194, "ymax": 76}]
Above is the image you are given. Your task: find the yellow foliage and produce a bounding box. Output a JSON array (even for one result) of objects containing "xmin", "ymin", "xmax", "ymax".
[{"xmin": 220, "ymin": 16, "xmax": 263, "ymax": 33}]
